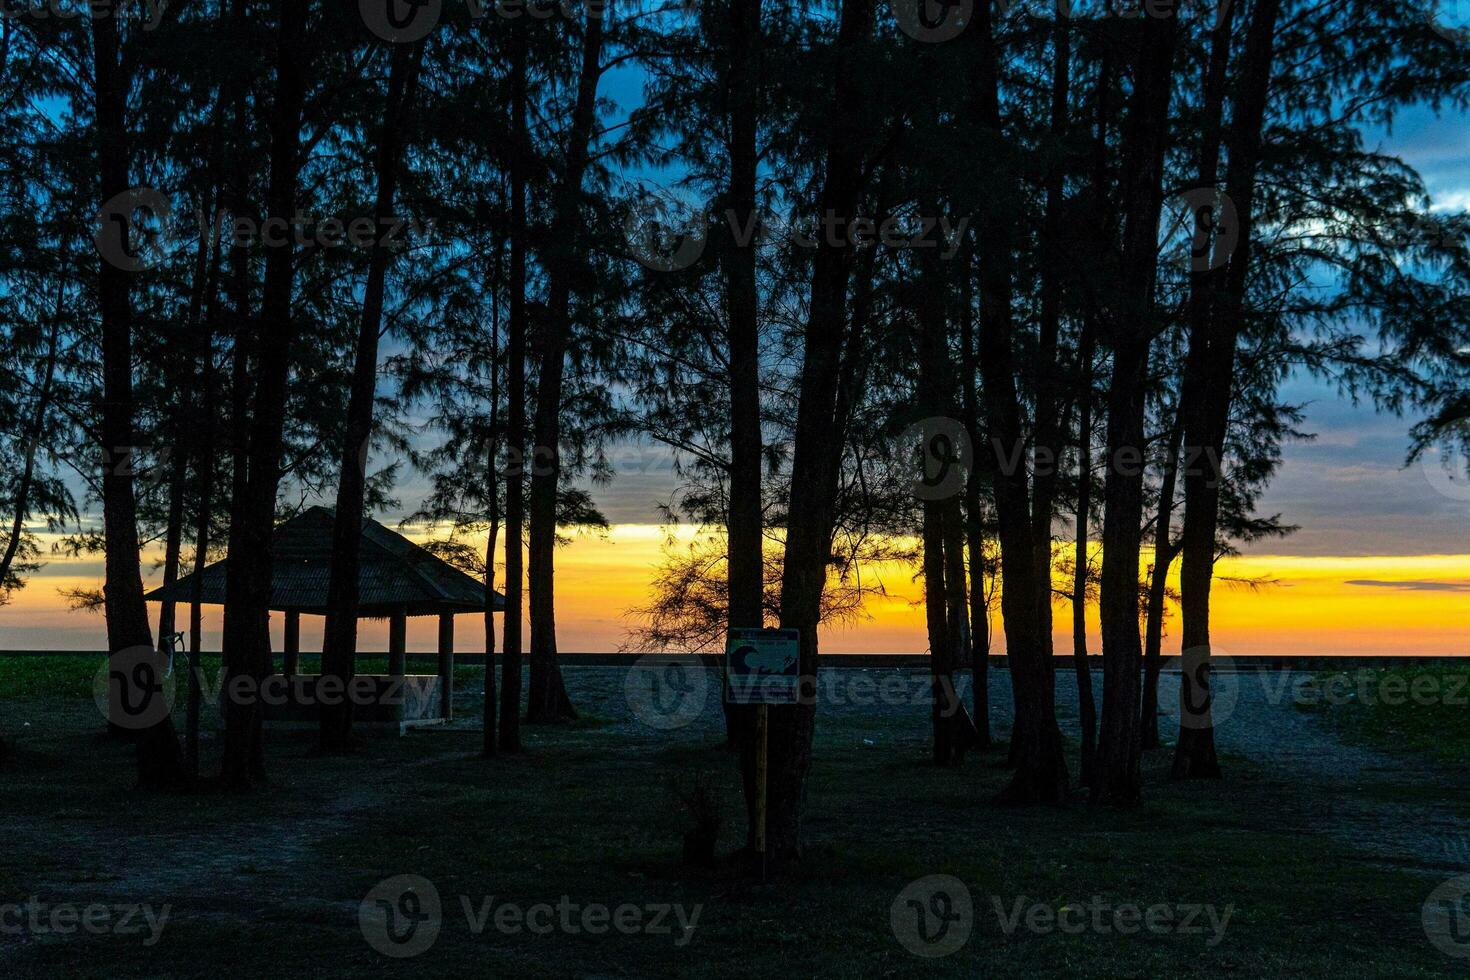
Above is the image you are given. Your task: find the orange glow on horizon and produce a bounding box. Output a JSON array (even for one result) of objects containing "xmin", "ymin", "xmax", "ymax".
[{"xmin": 2, "ymin": 525, "xmax": 1468, "ymax": 656}]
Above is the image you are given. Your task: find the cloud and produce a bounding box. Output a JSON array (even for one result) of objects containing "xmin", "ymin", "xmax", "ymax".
[
  {"xmin": 1246, "ymin": 371, "xmax": 1470, "ymax": 556},
  {"xmin": 1344, "ymin": 579, "xmax": 1470, "ymax": 592}
]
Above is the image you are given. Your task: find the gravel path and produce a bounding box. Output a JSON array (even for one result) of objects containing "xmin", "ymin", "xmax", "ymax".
[
  {"xmin": 535, "ymin": 661, "xmax": 1470, "ymax": 881},
  {"xmin": 1056, "ymin": 666, "xmax": 1470, "ymax": 880}
]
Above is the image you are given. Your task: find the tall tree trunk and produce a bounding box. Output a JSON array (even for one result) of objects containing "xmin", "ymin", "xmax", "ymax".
[
  {"xmin": 1071, "ymin": 49, "xmax": 1117, "ymax": 788},
  {"xmin": 157, "ymin": 203, "xmax": 216, "ymax": 649},
  {"xmin": 214, "ymin": 213, "xmax": 253, "ymax": 767},
  {"xmin": 221, "ymin": 0, "xmax": 308, "ymax": 788},
  {"xmin": 942, "ymin": 499, "xmax": 978, "ymax": 748},
  {"xmin": 156, "ymin": 447, "xmax": 187, "ymax": 642},
  {"xmin": 969, "ymin": 0, "xmax": 1068, "ymax": 803},
  {"xmin": 1173, "ymin": 0, "xmax": 1282, "ymax": 780},
  {"xmin": 318, "ymin": 41, "xmax": 422, "ymax": 753},
  {"xmin": 919, "ymin": 500, "xmax": 977, "ymax": 767},
  {"xmin": 527, "ymin": 8, "xmax": 607, "ymax": 723},
  {"xmin": 723, "ymin": 0, "xmax": 763, "ymax": 752},
  {"xmin": 187, "ymin": 227, "xmax": 225, "ymax": 779},
  {"xmin": 91, "ymin": 10, "xmax": 184, "ymax": 789},
  {"xmin": 1093, "ymin": 3, "xmax": 1180, "ymax": 805},
  {"xmin": 758, "ymin": 0, "xmax": 875, "ymax": 864},
  {"xmin": 1158, "ymin": 0, "xmax": 1235, "ymax": 759},
  {"xmin": 499, "ymin": 19, "xmax": 528, "ymax": 751},
  {"xmin": 921, "ymin": 495, "xmax": 954, "ymax": 764},
  {"xmin": 958, "ymin": 249, "xmax": 990, "ymax": 749},
  {"xmin": 186, "ymin": 19, "xmax": 241, "ymax": 778},
  {"xmin": 1168, "ymin": 9, "xmax": 1231, "ymax": 767},
  {"xmin": 915, "ymin": 205, "xmax": 976, "ymax": 767},
  {"xmin": 1094, "ymin": 336, "xmax": 1150, "ymax": 804},
  {"xmin": 484, "ymin": 281, "xmax": 502, "ymax": 758},
  {"xmin": 1028, "ymin": 0, "xmax": 1073, "ymax": 684},
  {"xmin": 226, "ymin": 249, "xmax": 254, "ymax": 550},
  {"xmin": 964, "ymin": 502, "xmax": 991, "ymax": 746},
  {"xmin": 1140, "ymin": 405, "xmax": 1184, "ymax": 748},
  {"xmin": 1071, "ymin": 324, "xmax": 1097, "ymax": 785}
]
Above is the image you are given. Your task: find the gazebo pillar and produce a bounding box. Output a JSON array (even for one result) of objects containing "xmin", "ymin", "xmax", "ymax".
[
  {"xmin": 388, "ymin": 609, "xmax": 406, "ymax": 676},
  {"xmin": 437, "ymin": 613, "xmax": 454, "ymax": 720},
  {"xmin": 283, "ymin": 610, "xmax": 300, "ymax": 676}
]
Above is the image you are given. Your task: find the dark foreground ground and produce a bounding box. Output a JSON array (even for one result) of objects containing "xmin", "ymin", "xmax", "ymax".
[{"xmin": 2, "ymin": 655, "xmax": 1469, "ymax": 978}]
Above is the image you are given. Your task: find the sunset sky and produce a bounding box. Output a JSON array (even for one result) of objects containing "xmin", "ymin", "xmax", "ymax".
[
  {"xmin": 5, "ymin": 381, "xmax": 1470, "ymax": 656},
  {"xmin": 3, "ymin": 105, "xmax": 1468, "ymax": 657}
]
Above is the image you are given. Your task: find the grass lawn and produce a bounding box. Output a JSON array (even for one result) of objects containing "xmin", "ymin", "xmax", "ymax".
[
  {"xmin": 0, "ymin": 654, "xmax": 1461, "ymax": 978},
  {"xmin": 1297, "ymin": 666, "xmax": 1470, "ymax": 766}
]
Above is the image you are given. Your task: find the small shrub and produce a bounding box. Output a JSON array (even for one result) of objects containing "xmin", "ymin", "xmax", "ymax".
[{"xmin": 671, "ymin": 771, "xmax": 722, "ymax": 867}]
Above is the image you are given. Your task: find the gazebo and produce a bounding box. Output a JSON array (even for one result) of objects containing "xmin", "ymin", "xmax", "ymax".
[{"xmin": 145, "ymin": 505, "xmax": 503, "ymax": 728}]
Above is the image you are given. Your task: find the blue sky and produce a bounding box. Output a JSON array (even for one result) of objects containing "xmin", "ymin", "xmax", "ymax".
[{"xmin": 1248, "ymin": 104, "xmax": 1470, "ymax": 557}]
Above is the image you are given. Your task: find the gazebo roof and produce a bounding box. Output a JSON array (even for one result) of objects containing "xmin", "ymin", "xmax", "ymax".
[{"xmin": 145, "ymin": 506, "xmax": 504, "ymax": 617}]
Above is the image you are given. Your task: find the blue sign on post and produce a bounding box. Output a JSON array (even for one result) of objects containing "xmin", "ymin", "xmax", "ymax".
[{"xmin": 724, "ymin": 628, "xmax": 801, "ymax": 705}]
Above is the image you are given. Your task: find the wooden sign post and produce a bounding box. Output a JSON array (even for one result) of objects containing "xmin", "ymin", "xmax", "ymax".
[
  {"xmin": 754, "ymin": 703, "xmax": 767, "ymax": 865},
  {"xmin": 725, "ymin": 627, "xmax": 800, "ymax": 881}
]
